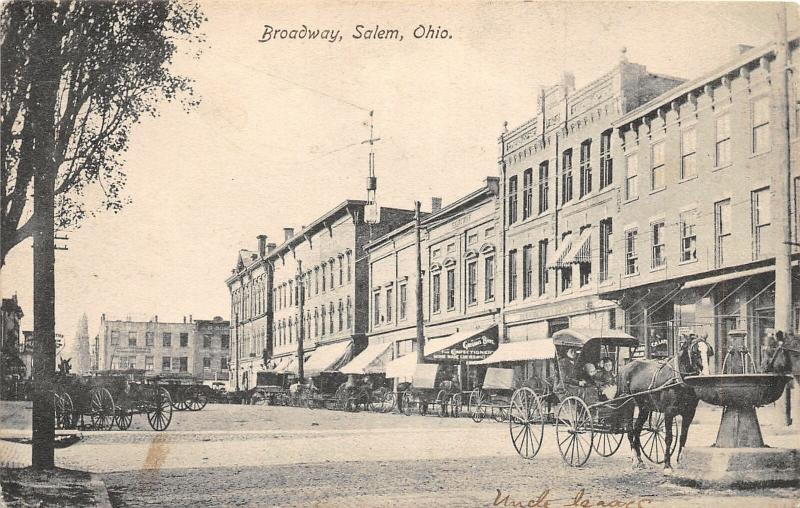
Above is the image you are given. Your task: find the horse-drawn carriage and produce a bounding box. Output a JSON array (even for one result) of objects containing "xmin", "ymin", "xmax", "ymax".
[
  {"xmin": 250, "ymin": 371, "xmax": 292, "ymax": 406},
  {"xmin": 147, "ymin": 372, "xmax": 210, "ymax": 411},
  {"xmin": 399, "ymin": 363, "xmax": 463, "ymax": 417},
  {"xmin": 54, "ymin": 368, "xmax": 173, "ymax": 431},
  {"xmin": 469, "ymin": 367, "xmax": 516, "ymax": 423},
  {"xmin": 507, "ymin": 329, "xmax": 685, "ymax": 467}
]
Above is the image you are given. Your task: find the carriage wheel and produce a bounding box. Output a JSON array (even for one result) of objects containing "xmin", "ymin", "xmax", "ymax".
[
  {"xmin": 593, "ymin": 432, "xmax": 624, "ymax": 457},
  {"xmin": 372, "ymin": 389, "xmax": 395, "ymax": 413},
  {"xmin": 334, "ymin": 385, "xmax": 347, "ymax": 411},
  {"xmin": 251, "ymin": 391, "xmax": 267, "ymax": 405},
  {"xmin": 470, "ymin": 389, "xmax": 487, "ymax": 423},
  {"xmin": 89, "ymin": 387, "xmax": 115, "ymax": 430},
  {"xmin": 59, "ymin": 392, "xmax": 75, "ymax": 430},
  {"xmin": 508, "ymin": 387, "xmax": 545, "ymax": 460},
  {"xmin": 54, "ymin": 393, "xmax": 68, "ymax": 429},
  {"xmin": 115, "ymin": 411, "xmax": 133, "ymax": 431},
  {"xmin": 556, "ymin": 396, "xmax": 594, "ymax": 467},
  {"xmin": 436, "ymin": 390, "xmax": 448, "ymax": 417},
  {"xmin": 451, "ymin": 393, "xmax": 462, "ymax": 418},
  {"xmin": 639, "ymin": 412, "xmax": 679, "ymax": 464},
  {"xmin": 185, "ymin": 386, "xmax": 208, "ymax": 411},
  {"xmin": 147, "ymin": 387, "xmax": 173, "ymax": 431},
  {"xmin": 171, "ymin": 387, "xmax": 188, "ymax": 411},
  {"xmin": 401, "ymin": 390, "xmax": 413, "ymax": 416}
]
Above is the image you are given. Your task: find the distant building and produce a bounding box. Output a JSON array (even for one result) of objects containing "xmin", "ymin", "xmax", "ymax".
[
  {"xmin": 1, "ymin": 296, "xmax": 26, "ymax": 398},
  {"xmin": 97, "ymin": 314, "xmax": 230, "ymax": 383}
]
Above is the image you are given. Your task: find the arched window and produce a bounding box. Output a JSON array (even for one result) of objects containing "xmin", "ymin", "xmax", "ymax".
[
  {"xmin": 346, "ymin": 296, "xmax": 352, "ymax": 329},
  {"xmin": 338, "ymin": 299, "xmax": 344, "ymax": 331},
  {"xmin": 321, "ymin": 306, "xmax": 327, "ymax": 335},
  {"xmin": 329, "ymin": 302, "xmax": 335, "ymax": 332},
  {"xmin": 314, "ymin": 308, "xmax": 319, "ymax": 337}
]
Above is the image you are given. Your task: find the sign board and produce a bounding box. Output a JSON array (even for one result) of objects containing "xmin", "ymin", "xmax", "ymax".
[{"xmin": 428, "ymin": 329, "xmax": 499, "ymax": 362}]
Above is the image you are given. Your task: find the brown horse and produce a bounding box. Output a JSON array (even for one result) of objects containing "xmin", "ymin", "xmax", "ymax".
[{"xmin": 618, "ymin": 336, "xmax": 713, "ymax": 471}]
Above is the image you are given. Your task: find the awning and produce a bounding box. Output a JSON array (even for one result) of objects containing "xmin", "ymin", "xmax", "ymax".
[
  {"xmin": 469, "ymin": 339, "xmax": 555, "ymax": 365},
  {"xmin": 566, "ymin": 227, "xmax": 592, "ymax": 264},
  {"xmin": 424, "ymin": 324, "xmax": 499, "ymax": 362},
  {"xmin": 272, "ymin": 355, "xmax": 296, "ymax": 374},
  {"xmin": 385, "ymin": 353, "xmax": 417, "ymax": 379},
  {"xmin": 682, "ymin": 264, "xmax": 777, "ymax": 289},
  {"xmin": 549, "ymin": 234, "xmax": 574, "ymax": 269},
  {"xmin": 339, "ymin": 342, "xmax": 393, "ymax": 375},
  {"xmin": 303, "ymin": 340, "xmax": 353, "ymax": 377}
]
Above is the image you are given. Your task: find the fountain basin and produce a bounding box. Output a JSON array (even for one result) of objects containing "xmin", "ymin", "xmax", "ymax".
[{"xmin": 684, "ymin": 374, "xmax": 791, "ymax": 408}]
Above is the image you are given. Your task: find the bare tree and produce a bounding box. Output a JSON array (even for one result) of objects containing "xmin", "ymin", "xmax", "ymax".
[{"xmin": 0, "ymin": 0, "xmax": 204, "ymax": 469}]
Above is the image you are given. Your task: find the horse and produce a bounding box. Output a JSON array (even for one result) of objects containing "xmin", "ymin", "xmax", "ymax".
[
  {"xmin": 618, "ymin": 336, "xmax": 713, "ymax": 471},
  {"xmin": 761, "ymin": 331, "xmax": 796, "ymax": 375}
]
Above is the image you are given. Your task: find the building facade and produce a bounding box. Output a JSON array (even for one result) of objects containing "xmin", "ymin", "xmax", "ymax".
[
  {"xmin": 97, "ymin": 314, "xmax": 231, "ymax": 383},
  {"xmin": 600, "ymin": 39, "xmax": 800, "ymax": 372},
  {"xmin": 498, "ymin": 54, "xmax": 685, "ymax": 381},
  {"xmin": 227, "ymin": 201, "xmax": 416, "ymax": 389}
]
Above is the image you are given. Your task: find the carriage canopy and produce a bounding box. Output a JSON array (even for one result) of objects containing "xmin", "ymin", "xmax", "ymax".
[{"xmin": 551, "ymin": 328, "xmax": 638, "ymax": 349}]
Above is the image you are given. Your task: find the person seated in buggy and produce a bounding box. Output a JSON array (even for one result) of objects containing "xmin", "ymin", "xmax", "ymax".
[
  {"xmin": 557, "ymin": 347, "xmax": 581, "ymax": 389},
  {"xmin": 592, "ymin": 357, "xmax": 616, "ymax": 401}
]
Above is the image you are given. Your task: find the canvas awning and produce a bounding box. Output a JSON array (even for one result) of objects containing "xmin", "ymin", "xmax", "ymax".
[
  {"xmin": 549, "ymin": 234, "xmax": 574, "ymax": 269},
  {"xmin": 303, "ymin": 340, "xmax": 353, "ymax": 377},
  {"xmin": 273, "ymin": 355, "xmax": 296, "ymax": 374},
  {"xmin": 469, "ymin": 339, "xmax": 555, "ymax": 365},
  {"xmin": 339, "ymin": 342, "xmax": 393, "ymax": 375},
  {"xmin": 424, "ymin": 324, "xmax": 498, "ymax": 362},
  {"xmin": 566, "ymin": 227, "xmax": 592, "ymax": 264},
  {"xmin": 385, "ymin": 353, "xmax": 417, "ymax": 379}
]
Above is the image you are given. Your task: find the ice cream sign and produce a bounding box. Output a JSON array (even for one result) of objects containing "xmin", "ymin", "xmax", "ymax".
[{"xmin": 428, "ymin": 331, "xmax": 498, "ymax": 361}]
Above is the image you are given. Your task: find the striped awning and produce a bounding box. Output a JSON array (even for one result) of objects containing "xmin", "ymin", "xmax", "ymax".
[
  {"xmin": 566, "ymin": 227, "xmax": 592, "ymax": 264},
  {"xmin": 549, "ymin": 234, "xmax": 574, "ymax": 269}
]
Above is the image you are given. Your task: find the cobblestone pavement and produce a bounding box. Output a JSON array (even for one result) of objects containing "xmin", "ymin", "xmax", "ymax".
[{"xmin": 2, "ymin": 403, "xmax": 798, "ymax": 506}]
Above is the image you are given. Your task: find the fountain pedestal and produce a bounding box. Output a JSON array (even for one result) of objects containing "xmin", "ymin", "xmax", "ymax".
[{"xmin": 715, "ymin": 406, "xmax": 764, "ymax": 447}]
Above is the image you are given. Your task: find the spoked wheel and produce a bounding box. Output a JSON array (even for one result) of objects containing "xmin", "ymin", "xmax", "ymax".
[
  {"xmin": 381, "ymin": 390, "xmax": 396, "ymax": 413},
  {"xmin": 334, "ymin": 385, "xmax": 347, "ymax": 411},
  {"xmin": 60, "ymin": 393, "xmax": 74, "ymax": 429},
  {"xmin": 115, "ymin": 411, "xmax": 133, "ymax": 431},
  {"xmin": 593, "ymin": 432, "xmax": 624, "ymax": 457},
  {"xmin": 556, "ymin": 396, "xmax": 594, "ymax": 467},
  {"xmin": 54, "ymin": 393, "xmax": 74, "ymax": 430},
  {"xmin": 401, "ymin": 390, "xmax": 413, "ymax": 416},
  {"xmin": 185, "ymin": 386, "xmax": 208, "ymax": 411},
  {"xmin": 470, "ymin": 389, "xmax": 487, "ymax": 423},
  {"xmin": 251, "ymin": 391, "xmax": 267, "ymax": 405},
  {"xmin": 639, "ymin": 411, "xmax": 679, "ymax": 464},
  {"xmin": 508, "ymin": 387, "xmax": 545, "ymax": 460},
  {"xmin": 436, "ymin": 390, "xmax": 448, "ymax": 417},
  {"xmin": 369, "ymin": 388, "xmax": 394, "ymax": 413},
  {"xmin": 89, "ymin": 387, "xmax": 115, "ymax": 430},
  {"xmin": 171, "ymin": 387, "xmax": 188, "ymax": 411},
  {"xmin": 147, "ymin": 387, "xmax": 173, "ymax": 431},
  {"xmin": 451, "ymin": 393, "xmax": 462, "ymax": 418}
]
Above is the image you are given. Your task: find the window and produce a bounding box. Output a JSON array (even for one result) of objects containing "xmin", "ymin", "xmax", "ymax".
[
  {"xmin": 288, "ymin": 319, "xmax": 292, "ymax": 342},
  {"xmin": 162, "ymin": 356, "xmax": 171, "ymax": 371},
  {"xmin": 220, "ymin": 357, "xmax": 228, "ymax": 370},
  {"xmin": 484, "ymin": 256, "xmax": 495, "ymax": 301},
  {"xmin": 399, "ymin": 284, "xmax": 407, "ymax": 320},
  {"xmin": 716, "ymin": 114, "xmax": 731, "ymax": 167},
  {"xmin": 221, "ymin": 335, "xmax": 229, "ymax": 349},
  {"xmin": 599, "ymin": 219, "xmax": 613, "ymax": 282},
  {"xmin": 651, "ymin": 141, "xmax": 665, "ymax": 189},
  {"xmin": 288, "ymin": 281, "xmax": 294, "ymax": 306},
  {"xmin": 203, "ymin": 334, "xmax": 211, "ymax": 348},
  {"xmin": 651, "ymin": 221, "xmax": 666, "ymax": 269},
  {"xmin": 538, "ymin": 161, "xmax": 549, "ymax": 213},
  {"xmin": 625, "ymin": 229, "xmax": 639, "ymax": 275},
  {"xmin": 145, "ymin": 356, "xmax": 154, "ymax": 371},
  {"xmin": 467, "ymin": 260, "xmax": 478, "ymax": 305},
  {"xmin": 468, "ymin": 233, "xmax": 478, "ymax": 245},
  {"xmin": 508, "ymin": 175, "xmax": 518, "ymax": 224},
  {"xmin": 145, "ymin": 331, "xmax": 154, "ymax": 347},
  {"xmin": 752, "ymin": 96, "xmax": 771, "ymax": 154},
  {"xmin": 600, "ymin": 130, "xmax": 613, "ymax": 189},
  {"xmin": 523, "ymin": 168, "xmax": 533, "ymax": 219},
  {"xmin": 162, "ymin": 332, "xmax": 171, "ymax": 347},
  {"xmin": 315, "ymin": 268, "xmax": 319, "ymax": 294},
  {"xmin": 508, "ymin": 250, "xmax": 518, "ymax": 301},
  {"xmin": 446, "ymin": 268, "xmax": 456, "ymax": 310},
  {"xmin": 373, "ymin": 292, "xmax": 380, "ymax": 325},
  {"xmin": 679, "ymin": 211, "xmax": 697, "ymax": 262},
  {"xmin": 346, "ymin": 296, "xmax": 352, "ymax": 328},
  {"xmin": 347, "ymin": 252, "xmax": 352, "ymax": 282},
  {"xmin": 180, "ymin": 332, "xmax": 189, "ymax": 347},
  {"xmin": 339, "ymin": 257, "xmax": 344, "ymax": 286},
  {"xmin": 625, "ymin": 153, "xmax": 638, "ymax": 200},
  {"xmin": 338, "ymin": 299, "xmax": 344, "ymax": 330},
  {"xmin": 314, "ymin": 308, "xmax": 319, "ymax": 337},
  {"xmin": 203, "ymin": 357, "xmax": 211, "ymax": 369},
  {"xmin": 446, "ymin": 243, "xmax": 455, "ymax": 254},
  {"xmin": 752, "ymin": 187, "xmax": 771, "ymax": 259},
  {"xmin": 681, "ymin": 128, "xmax": 697, "ymax": 179},
  {"xmin": 329, "ymin": 261, "xmax": 335, "ymax": 288},
  {"xmin": 386, "ymin": 289, "xmax": 393, "ymax": 323},
  {"xmin": 329, "ymin": 302, "xmax": 335, "ymax": 331},
  {"xmin": 110, "ymin": 330, "xmax": 119, "ymax": 345},
  {"xmin": 485, "ymin": 226, "xmax": 495, "ymax": 238},
  {"xmin": 179, "ymin": 357, "xmax": 188, "ymax": 372},
  {"xmin": 538, "ymin": 240, "xmax": 548, "ymax": 296},
  {"xmin": 128, "ymin": 331, "xmax": 137, "ymax": 347},
  {"xmin": 322, "ymin": 264, "xmax": 327, "ymax": 292},
  {"xmin": 432, "ymin": 273, "xmax": 441, "ymax": 313},
  {"xmin": 715, "ymin": 199, "xmax": 732, "ymax": 267},
  {"xmin": 522, "ymin": 245, "xmax": 533, "ymax": 299},
  {"xmin": 562, "ymin": 149, "xmax": 573, "ymax": 203},
  {"xmin": 432, "ymin": 248, "xmax": 441, "ymax": 258},
  {"xmin": 579, "ymin": 140, "xmax": 592, "ymax": 197},
  {"xmin": 321, "ymin": 306, "xmax": 327, "ymax": 335}
]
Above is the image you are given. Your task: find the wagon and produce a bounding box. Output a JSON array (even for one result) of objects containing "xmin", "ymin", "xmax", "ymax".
[
  {"xmin": 250, "ymin": 371, "xmax": 292, "ymax": 405},
  {"xmin": 507, "ymin": 329, "xmax": 676, "ymax": 466},
  {"xmin": 336, "ymin": 374, "xmax": 395, "ymax": 413},
  {"xmin": 469, "ymin": 367, "xmax": 515, "ymax": 423},
  {"xmin": 147, "ymin": 372, "xmax": 210, "ymax": 411},
  {"xmin": 399, "ymin": 363, "xmax": 463, "ymax": 417}
]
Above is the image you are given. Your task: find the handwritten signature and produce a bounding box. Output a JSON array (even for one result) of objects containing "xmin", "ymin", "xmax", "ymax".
[{"xmin": 493, "ymin": 488, "xmax": 653, "ymax": 508}]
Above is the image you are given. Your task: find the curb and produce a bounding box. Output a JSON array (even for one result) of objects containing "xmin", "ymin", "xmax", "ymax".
[{"xmin": 89, "ymin": 473, "xmax": 113, "ymax": 508}]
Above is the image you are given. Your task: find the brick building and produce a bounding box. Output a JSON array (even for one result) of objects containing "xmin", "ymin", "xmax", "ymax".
[
  {"xmin": 226, "ymin": 201, "xmax": 416, "ymax": 389},
  {"xmin": 97, "ymin": 314, "xmax": 231, "ymax": 384}
]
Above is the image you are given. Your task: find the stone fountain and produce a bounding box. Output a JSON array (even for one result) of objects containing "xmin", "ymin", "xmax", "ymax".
[{"xmin": 673, "ymin": 331, "xmax": 798, "ymax": 488}]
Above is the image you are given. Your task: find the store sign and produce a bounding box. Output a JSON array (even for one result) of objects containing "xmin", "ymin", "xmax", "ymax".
[
  {"xmin": 429, "ymin": 333, "xmax": 498, "ymax": 361},
  {"xmin": 116, "ymin": 347, "xmax": 151, "ymax": 354}
]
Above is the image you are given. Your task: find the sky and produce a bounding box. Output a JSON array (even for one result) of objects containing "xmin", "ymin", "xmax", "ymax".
[{"xmin": 3, "ymin": 1, "xmax": 798, "ymax": 352}]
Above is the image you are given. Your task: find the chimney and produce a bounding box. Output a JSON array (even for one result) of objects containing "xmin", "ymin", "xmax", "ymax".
[
  {"xmin": 155, "ymin": 315, "xmax": 158, "ymax": 322},
  {"xmin": 283, "ymin": 228, "xmax": 294, "ymax": 241},
  {"xmin": 267, "ymin": 242, "xmax": 277, "ymax": 253},
  {"xmin": 189, "ymin": 314, "xmax": 193, "ymax": 323},
  {"xmin": 431, "ymin": 197, "xmax": 442, "ymax": 213},
  {"xmin": 257, "ymin": 235, "xmax": 267, "ymax": 257},
  {"xmin": 561, "ymin": 71, "xmax": 575, "ymax": 95},
  {"xmin": 183, "ymin": 316, "xmax": 186, "ymax": 323}
]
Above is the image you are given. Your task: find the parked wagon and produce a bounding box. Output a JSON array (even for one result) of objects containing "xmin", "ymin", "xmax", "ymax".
[
  {"xmin": 469, "ymin": 367, "xmax": 515, "ymax": 423},
  {"xmin": 507, "ymin": 329, "xmax": 676, "ymax": 466},
  {"xmin": 250, "ymin": 371, "xmax": 292, "ymax": 405},
  {"xmin": 399, "ymin": 363, "xmax": 463, "ymax": 417},
  {"xmin": 147, "ymin": 372, "xmax": 210, "ymax": 411},
  {"xmin": 336, "ymin": 374, "xmax": 395, "ymax": 412}
]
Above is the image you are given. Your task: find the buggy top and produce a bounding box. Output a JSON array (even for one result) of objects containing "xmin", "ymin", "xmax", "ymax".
[{"xmin": 552, "ymin": 329, "xmax": 638, "ymax": 360}]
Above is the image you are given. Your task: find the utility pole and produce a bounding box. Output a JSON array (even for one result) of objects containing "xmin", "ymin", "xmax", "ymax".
[
  {"xmin": 296, "ymin": 261, "xmax": 305, "ymax": 383},
  {"xmin": 415, "ymin": 201, "xmax": 425, "ymax": 363},
  {"xmin": 773, "ymin": 2, "xmax": 793, "ymax": 426}
]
